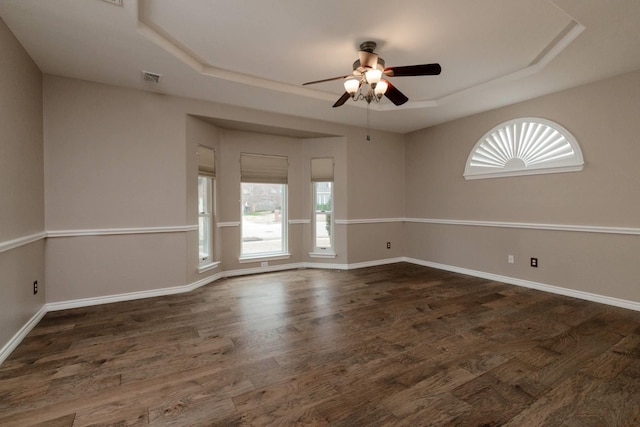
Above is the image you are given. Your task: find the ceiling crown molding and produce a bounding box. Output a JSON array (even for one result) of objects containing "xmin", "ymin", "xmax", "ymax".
[{"xmin": 136, "ymin": 0, "xmax": 583, "ymax": 112}]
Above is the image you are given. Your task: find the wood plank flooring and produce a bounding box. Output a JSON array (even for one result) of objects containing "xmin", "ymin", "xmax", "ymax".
[{"xmin": 2, "ymin": 263, "xmax": 640, "ymax": 426}]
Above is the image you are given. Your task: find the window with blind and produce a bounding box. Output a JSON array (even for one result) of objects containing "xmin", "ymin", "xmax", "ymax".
[
  {"xmin": 240, "ymin": 154, "xmax": 288, "ymax": 257},
  {"xmin": 311, "ymin": 158, "xmax": 334, "ymax": 254}
]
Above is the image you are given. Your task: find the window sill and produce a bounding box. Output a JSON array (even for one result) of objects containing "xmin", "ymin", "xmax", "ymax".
[
  {"xmin": 309, "ymin": 252, "xmax": 337, "ymax": 259},
  {"xmin": 198, "ymin": 261, "xmax": 220, "ymax": 273},
  {"xmin": 239, "ymin": 253, "xmax": 291, "ymax": 263}
]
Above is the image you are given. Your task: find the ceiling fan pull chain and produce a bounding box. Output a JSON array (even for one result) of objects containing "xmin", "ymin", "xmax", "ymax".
[{"xmin": 366, "ymin": 102, "xmax": 371, "ymax": 141}]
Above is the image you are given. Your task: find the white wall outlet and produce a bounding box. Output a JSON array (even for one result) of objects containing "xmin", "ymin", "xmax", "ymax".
[
  {"xmin": 508, "ymin": 255, "xmax": 514, "ymax": 264},
  {"xmin": 261, "ymin": 261, "xmax": 268, "ymax": 267}
]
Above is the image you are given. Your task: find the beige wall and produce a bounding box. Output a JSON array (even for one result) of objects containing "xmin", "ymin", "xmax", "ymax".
[
  {"xmin": 43, "ymin": 77, "xmax": 187, "ymax": 230},
  {"xmin": 44, "ymin": 75, "xmax": 406, "ymax": 302},
  {"xmin": 45, "ymin": 234, "xmax": 187, "ymax": 302},
  {"xmin": 0, "ymin": 18, "xmax": 45, "ymax": 351},
  {"xmin": 405, "ymin": 70, "xmax": 640, "ymax": 302},
  {"xmin": 345, "ymin": 130, "xmax": 405, "ymax": 262}
]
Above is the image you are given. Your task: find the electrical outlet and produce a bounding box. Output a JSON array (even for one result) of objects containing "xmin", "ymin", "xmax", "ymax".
[
  {"xmin": 386, "ymin": 242, "xmax": 391, "ymax": 249},
  {"xmin": 531, "ymin": 257, "xmax": 538, "ymax": 268},
  {"xmin": 33, "ymin": 281, "xmax": 38, "ymax": 295},
  {"xmin": 508, "ymin": 255, "xmax": 514, "ymax": 264},
  {"xmin": 261, "ymin": 261, "xmax": 268, "ymax": 267}
]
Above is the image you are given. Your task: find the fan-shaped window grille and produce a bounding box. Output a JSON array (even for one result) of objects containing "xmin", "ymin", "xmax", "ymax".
[{"xmin": 464, "ymin": 118, "xmax": 584, "ymax": 180}]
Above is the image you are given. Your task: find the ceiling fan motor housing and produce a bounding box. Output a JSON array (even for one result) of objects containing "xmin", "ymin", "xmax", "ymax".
[
  {"xmin": 355, "ymin": 41, "xmax": 384, "ymax": 71},
  {"xmin": 352, "ymin": 56, "xmax": 385, "ymax": 73},
  {"xmin": 359, "ymin": 41, "xmax": 377, "ymax": 53}
]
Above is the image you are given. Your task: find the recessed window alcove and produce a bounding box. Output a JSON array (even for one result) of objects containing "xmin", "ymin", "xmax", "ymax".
[{"xmin": 464, "ymin": 117, "xmax": 584, "ymax": 179}]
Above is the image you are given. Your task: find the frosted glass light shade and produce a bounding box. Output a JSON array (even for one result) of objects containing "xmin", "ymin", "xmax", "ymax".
[
  {"xmin": 344, "ymin": 79, "xmax": 360, "ymax": 95},
  {"xmin": 365, "ymin": 69, "xmax": 382, "ymax": 84},
  {"xmin": 374, "ymin": 80, "xmax": 388, "ymax": 96}
]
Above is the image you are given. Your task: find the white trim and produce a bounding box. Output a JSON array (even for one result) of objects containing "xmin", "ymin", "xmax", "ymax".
[
  {"xmin": 47, "ymin": 225, "xmax": 197, "ymax": 238},
  {"xmin": 198, "ymin": 261, "xmax": 220, "ymax": 273},
  {"xmin": 334, "ymin": 218, "xmax": 404, "ymax": 225},
  {"xmin": 464, "ymin": 165, "xmax": 583, "ymax": 180},
  {"xmin": 238, "ymin": 253, "xmax": 291, "ymax": 263},
  {"xmin": 302, "ymin": 257, "xmax": 406, "ymax": 271},
  {"xmin": 303, "ymin": 261, "xmax": 348, "ymax": 270},
  {"xmin": 47, "ymin": 273, "xmax": 223, "ymax": 312},
  {"xmin": 217, "ymin": 222, "xmax": 240, "ymax": 228},
  {"xmin": 308, "ymin": 252, "xmax": 337, "ymax": 259},
  {"xmin": 403, "ymin": 257, "xmax": 640, "ymax": 312},
  {"xmin": 0, "ymin": 305, "xmax": 47, "ymax": 365},
  {"xmin": 0, "ymin": 232, "xmax": 46, "ymax": 254},
  {"xmin": 289, "ymin": 219, "xmax": 311, "ymax": 224},
  {"xmin": 342, "ymin": 257, "xmax": 406, "ymax": 270},
  {"xmin": 138, "ymin": 1, "xmax": 583, "ymax": 113},
  {"xmin": 9, "ymin": 219, "xmax": 630, "ymax": 245},
  {"xmin": 328, "ymin": 217, "xmax": 640, "ymax": 235},
  {"xmin": 404, "ymin": 218, "xmax": 640, "ymax": 236},
  {"xmin": 6, "ymin": 254, "xmax": 640, "ymax": 365},
  {"xmin": 224, "ymin": 262, "xmax": 304, "ymax": 277}
]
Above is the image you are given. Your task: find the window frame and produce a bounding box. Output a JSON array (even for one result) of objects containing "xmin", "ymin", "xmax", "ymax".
[
  {"xmin": 197, "ymin": 175, "xmax": 214, "ymax": 267},
  {"xmin": 239, "ymin": 182, "xmax": 289, "ymax": 260},
  {"xmin": 464, "ymin": 117, "xmax": 584, "ymax": 180},
  {"xmin": 312, "ymin": 181, "xmax": 334, "ymax": 255}
]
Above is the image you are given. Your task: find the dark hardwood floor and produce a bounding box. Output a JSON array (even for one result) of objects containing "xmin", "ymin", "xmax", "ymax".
[{"xmin": 2, "ymin": 263, "xmax": 640, "ymax": 426}]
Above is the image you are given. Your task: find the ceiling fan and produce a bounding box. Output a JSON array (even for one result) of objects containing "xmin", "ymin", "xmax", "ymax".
[{"xmin": 302, "ymin": 41, "xmax": 441, "ymax": 108}]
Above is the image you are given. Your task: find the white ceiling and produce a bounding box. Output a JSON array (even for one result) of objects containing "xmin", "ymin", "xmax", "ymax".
[{"xmin": 1, "ymin": 0, "xmax": 639, "ymax": 133}]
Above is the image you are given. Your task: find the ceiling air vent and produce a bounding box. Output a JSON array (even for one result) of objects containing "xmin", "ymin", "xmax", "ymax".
[
  {"xmin": 100, "ymin": 0, "xmax": 123, "ymax": 6},
  {"xmin": 141, "ymin": 71, "xmax": 162, "ymax": 84}
]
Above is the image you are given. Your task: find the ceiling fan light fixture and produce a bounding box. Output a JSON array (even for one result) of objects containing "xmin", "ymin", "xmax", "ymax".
[
  {"xmin": 302, "ymin": 40, "xmax": 440, "ymax": 108},
  {"xmin": 365, "ymin": 69, "xmax": 382, "ymax": 85},
  {"xmin": 374, "ymin": 80, "xmax": 388, "ymax": 97},
  {"xmin": 344, "ymin": 79, "xmax": 360, "ymax": 95}
]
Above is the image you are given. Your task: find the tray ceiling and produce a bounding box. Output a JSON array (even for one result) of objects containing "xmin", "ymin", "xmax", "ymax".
[{"xmin": 1, "ymin": 0, "xmax": 639, "ymax": 133}]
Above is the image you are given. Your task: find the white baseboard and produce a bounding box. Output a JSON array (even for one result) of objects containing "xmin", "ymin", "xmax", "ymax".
[
  {"xmin": 47, "ymin": 273, "xmax": 223, "ymax": 312},
  {"xmin": 403, "ymin": 257, "xmax": 640, "ymax": 312},
  {"xmin": 42, "ymin": 255, "xmax": 640, "ymax": 314},
  {"xmin": 5, "ymin": 256, "xmax": 639, "ymax": 366},
  {"xmin": 223, "ymin": 262, "xmax": 304, "ymax": 277},
  {"xmin": 0, "ymin": 305, "xmax": 47, "ymax": 365}
]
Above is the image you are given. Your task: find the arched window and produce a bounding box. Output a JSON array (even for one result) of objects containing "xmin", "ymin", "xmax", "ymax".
[{"xmin": 464, "ymin": 117, "xmax": 584, "ymax": 179}]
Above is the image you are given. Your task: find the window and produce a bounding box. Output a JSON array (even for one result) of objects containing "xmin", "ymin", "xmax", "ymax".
[
  {"xmin": 197, "ymin": 146, "xmax": 215, "ymax": 267},
  {"xmin": 311, "ymin": 157, "xmax": 334, "ymax": 255},
  {"xmin": 313, "ymin": 182, "xmax": 333, "ymax": 253},
  {"xmin": 464, "ymin": 117, "xmax": 584, "ymax": 179},
  {"xmin": 198, "ymin": 176, "xmax": 213, "ymax": 264},
  {"xmin": 240, "ymin": 154, "xmax": 288, "ymax": 258},
  {"xmin": 241, "ymin": 183, "xmax": 287, "ymax": 256}
]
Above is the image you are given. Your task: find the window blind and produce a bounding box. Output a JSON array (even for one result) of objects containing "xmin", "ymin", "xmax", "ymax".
[
  {"xmin": 240, "ymin": 153, "xmax": 288, "ymax": 184},
  {"xmin": 311, "ymin": 157, "xmax": 334, "ymax": 182},
  {"xmin": 198, "ymin": 146, "xmax": 215, "ymax": 177}
]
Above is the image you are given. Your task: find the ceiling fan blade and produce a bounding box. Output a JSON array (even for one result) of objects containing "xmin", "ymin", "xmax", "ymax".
[
  {"xmin": 302, "ymin": 75, "xmax": 352, "ymax": 86},
  {"xmin": 332, "ymin": 92, "xmax": 351, "ymax": 108},
  {"xmin": 384, "ymin": 63, "xmax": 441, "ymax": 77},
  {"xmin": 383, "ymin": 81, "xmax": 409, "ymax": 106}
]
